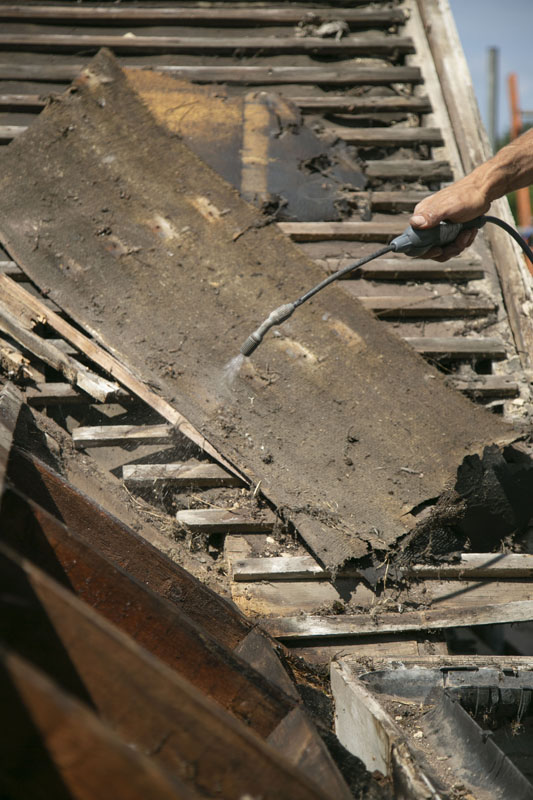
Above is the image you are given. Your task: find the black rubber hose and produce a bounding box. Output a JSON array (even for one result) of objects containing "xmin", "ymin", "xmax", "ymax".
[
  {"xmin": 293, "ymin": 244, "xmax": 394, "ymax": 308},
  {"xmin": 484, "ymin": 214, "xmax": 533, "ymax": 262}
]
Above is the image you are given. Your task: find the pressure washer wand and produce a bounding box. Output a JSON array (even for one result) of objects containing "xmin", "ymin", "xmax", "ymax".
[{"xmin": 240, "ymin": 214, "xmax": 532, "ymax": 357}]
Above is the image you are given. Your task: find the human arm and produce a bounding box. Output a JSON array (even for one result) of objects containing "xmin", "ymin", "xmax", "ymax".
[{"xmin": 409, "ymin": 128, "xmax": 533, "ymax": 261}]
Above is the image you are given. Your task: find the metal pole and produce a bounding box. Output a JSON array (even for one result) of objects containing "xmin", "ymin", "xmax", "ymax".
[{"xmin": 487, "ymin": 46, "xmax": 498, "ymax": 151}]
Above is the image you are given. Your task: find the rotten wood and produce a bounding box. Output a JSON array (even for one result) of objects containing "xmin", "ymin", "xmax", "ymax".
[
  {"xmin": 0, "ymin": 275, "xmax": 244, "ymax": 479},
  {"xmin": 0, "ymin": 5, "xmax": 406, "ymax": 26},
  {"xmin": 0, "ymin": 541, "xmax": 337, "ymax": 800},
  {"xmin": 1, "ymin": 486, "xmax": 294, "ymax": 738},
  {"xmin": 446, "ymin": 374, "xmax": 519, "ymax": 399},
  {"xmin": 0, "ymin": 383, "xmax": 22, "ymax": 493},
  {"xmin": 0, "ymin": 647, "xmax": 202, "ymax": 800},
  {"xmin": 73, "ymin": 423, "xmax": 174, "ymax": 449},
  {"xmin": 177, "ymin": 508, "xmax": 276, "ymax": 534},
  {"xmin": 0, "ymin": 63, "xmax": 423, "ymax": 86},
  {"xmin": 0, "ymin": 338, "xmax": 45, "ymax": 384},
  {"xmin": 123, "ymin": 460, "xmax": 243, "ymax": 489},
  {"xmin": 331, "ymin": 127, "xmax": 444, "ymax": 147},
  {"xmin": 0, "ymin": 33, "xmax": 415, "ymax": 57},
  {"xmin": 405, "ymin": 337, "xmax": 507, "ymax": 360}
]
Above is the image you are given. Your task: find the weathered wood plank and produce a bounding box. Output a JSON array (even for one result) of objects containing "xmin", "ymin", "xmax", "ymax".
[
  {"xmin": 0, "ymin": 33, "xmax": 415, "ymax": 57},
  {"xmin": 347, "ymin": 190, "xmax": 431, "ymax": 212},
  {"xmin": 0, "ymin": 5, "xmax": 406, "ymax": 26},
  {"xmin": 234, "ymin": 555, "xmax": 326, "ymax": 582},
  {"xmin": 8, "ymin": 448, "xmax": 252, "ymax": 649},
  {"xmin": 0, "ymin": 125, "xmax": 25, "ymax": 143},
  {"xmin": 1, "ymin": 486, "xmax": 292, "ymax": 737},
  {"xmin": 295, "ymin": 95, "xmax": 432, "ymax": 113},
  {"xmin": 25, "ymin": 382, "xmax": 87, "ymax": 407},
  {"xmin": 410, "ymin": 553, "xmax": 533, "ymax": 579},
  {"xmin": 123, "ymin": 460, "xmax": 243, "ymax": 488},
  {"xmin": 279, "ymin": 219, "xmax": 405, "ymax": 242},
  {"xmin": 331, "ymin": 127, "xmax": 444, "ymax": 146},
  {"xmin": 365, "ymin": 159, "xmax": 454, "ymax": 181},
  {"xmin": 0, "ymin": 648, "xmax": 202, "ymax": 800},
  {"xmin": 0, "ymin": 93, "xmax": 46, "ymax": 111},
  {"xmin": 358, "ymin": 294, "xmax": 495, "ymax": 318},
  {"xmin": 0, "ymin": 260, "xmax": 27, "ymax": 280},
  {"xmin": 73, "ymin": 423, "xmax": 173, "ymax": 449},
  {"xmin": 0, "ymin": 63, "xmax": 423, "ymax": 86},
  {"xmin": 0, "ymin": 337, "xmax": 45, "ymax": 384},
  {"xmin": 177, "ymin": 508, "xmax": 276, "ymax": 534},
  {"xmin": 0, "ymin": 298, "xmax": 125, "ymax": 403},
  {"xmin": 348, "ymin": 256, "xmax": 484, "ymax": 280},
  {"xmin": 262, "ymin": 598, "xmax": 533, "ymax": 640},
  {"xmin": 0, "ymin": 542, "xmax": 336, "ymax": 800},
  {"xmin": 405, "ymin": 337, "xmax": 507, "ymax": 359},
  {"xmin": 446, "ymin": 374, "xmax": 519, "ymax": 399},
  {"xmin": 0, "ymin": 383, "xmax": 22, "ymax": 494},
  {"xmin": 0, "ymin": 275, "xmax": 243, "ymax": 479}
]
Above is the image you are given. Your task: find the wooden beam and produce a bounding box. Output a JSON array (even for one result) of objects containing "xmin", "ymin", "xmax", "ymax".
[
  {"xmin": 0, "ymin": 5, "xmax": 406, "ymax": 26},
  {"xmin": 0, "ymin": 647, "xmax": 202, "ymax": 800},
  {"xmin": 1, "ymin": 486, "xmax": 292, "ymax": 738},
  {"xmin": 73, "ymin": 423, "xmax": 174, "ymax": 449},
  {"xmin": 0, "ymin": 383, "xmax": 22, "ymax": 494},
  {"xmin": 0, "ymin": 125, "xmax": 25, "ymax": 143},
  {"xmin": 0, "ymin": 33, "xmax": 415, "ymax": 57},
  {"xmin": 0, "ymin": 541, "xmax": 336, "ymax": 800},
  {"xmin": 0, "ymin": 298, "xmax": 124, "ymax": 403},
  {"xmin": 7, "ymin": 448, "xmax": 252, "ymax": 649},
  {"xmin": 405, "ymin": 337, "xmax": 507, "ymax": 360},
  {"xmin": 365, "ymin": 159, "xmax": 453, "ymax": 181},
  {"xmin": 330, "ymin": 127, "xmax": 444, "ymax": 147},
  {"xmin": 25, "ymin": 382, "xmax": 87, "ymax": 407},
  {"xmin": 357, "ymin": 294, "xmax": 495, "ymax": 318},
  {"xmin": 279, "ymin": 220, "xmax": 405, "ymax": 242},
  {"xmin": 0, "ymin": 260, "xmax": 27, "ymax": 280},
  {"xmin": 0, "ymin": 93, "xmax": 46, "ymax": 111},
  {"xmin": 294, "ymin": 95, "xmax": 432, "ymax": 113},
  {"xmin": 0, "ymin": 63, "xmax": 423, "ymax": 86},
  {"xmin": 347, "ymin": 191, "xmax": 432, "ymax": 212},
  {"xmin": 234, "ymin": 555, "xmax": 327, "ymax": 582},
  {"xmin": 262, "ymin": 599, "xmax": 533, "ymax": 640},
  {"xmin": 446, "ymin": 374, "xmax": 519, "ymax": 399},
  {"xmin": 344, "ymin": 256, "xmax": 484, "ymax": 281},
  {"xmin": 123, "ymin": 460, "xmax": 244, "ymax": 489},
  {"xmin": 0, "ymin": 275, "xmax": 244, "ymax": 479},
  {"xmin": 177, "ymin": 508, "xmax": 276, "ymax": 534}
]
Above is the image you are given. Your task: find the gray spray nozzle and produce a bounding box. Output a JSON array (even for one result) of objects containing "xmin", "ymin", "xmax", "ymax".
[
  {"xmin": 391, "ymin": 216, "xmax": 486, "ymax": 258},
  {"xmin": 240, "ymin": 302, "xmax": 296, "ymax": 357}
]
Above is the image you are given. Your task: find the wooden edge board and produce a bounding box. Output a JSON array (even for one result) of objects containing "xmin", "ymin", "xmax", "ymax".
[
  {"xmin": 446, "ymin": 375, "xmax": 519, "ymax": 398},
  {"xmin": 330, "ymin": 127, "xmax": 444, "ymax": 146},
  {"xmin": 294, "ymin": 95, "xmax": 432, "ymax": 112},
  {"xmin": 0, "ymin": 382, "xmax": 22, "ymax": 494},
  {"xmin": 0, "ymin": 647, "xmax": 202, "ymax": 800},
  {"xmin": 0, "ymin": 275, "xmax": 245, "ymax": 480},
  {"xmin": 0, "ymin": 540, "xmax": 337, "ymax": 800},
  {"xmin": 25, "ymin": 382, "xmax": 88, "ymax": 407},
  {"xmin": 261, "ymin": 600, "xmax": 533, "ymax": 640},
  {"xmin": 405, "ymin": 337, "xmax": 506, "ymax": 359},
  {"xmin": 358, "ymin": 295, "xmax": 495, "ymax": 318},
  {"xmin": 0, "ymin": 125, "xmax": 26, "ymax": 142}
]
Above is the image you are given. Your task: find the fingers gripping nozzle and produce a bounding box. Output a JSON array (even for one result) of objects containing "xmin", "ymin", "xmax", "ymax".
[
  {"xmin": 390, "ymin": 216, "xmax": 486, "ymax": 257},
  {"xmin": 240, "ymin": 302, "xmax": 296, "ymax": 357}
]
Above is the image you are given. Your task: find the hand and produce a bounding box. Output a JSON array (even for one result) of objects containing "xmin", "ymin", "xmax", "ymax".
[{"xmin": 409, "ymin": 179, "xmax": 491, "ymax": 261}]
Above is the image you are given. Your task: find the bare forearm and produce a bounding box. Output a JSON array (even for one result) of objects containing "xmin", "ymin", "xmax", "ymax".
[{"xmin": 471, "ymin": 128, "xmax": 533, "ymax": 202}]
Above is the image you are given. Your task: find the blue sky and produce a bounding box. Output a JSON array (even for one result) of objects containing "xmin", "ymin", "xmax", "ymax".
[{"xmin": 448, "ymin": 0, "xmax": 533, "ymax": 141}]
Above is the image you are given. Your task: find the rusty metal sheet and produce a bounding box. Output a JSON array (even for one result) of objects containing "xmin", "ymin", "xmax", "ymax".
[{"xmin": 0, "ymin": 51, "xmax": 514, "ymax": 570}]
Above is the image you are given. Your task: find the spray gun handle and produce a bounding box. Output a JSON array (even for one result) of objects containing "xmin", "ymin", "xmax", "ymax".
[{"xmin": 390, "ymin": 216, "xmax": 486, "ymax": 257}]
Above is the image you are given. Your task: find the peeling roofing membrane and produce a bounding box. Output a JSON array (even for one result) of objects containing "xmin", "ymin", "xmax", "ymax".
[{"xmin": 0, "ymin": 50, "xmax": 515, "ymax": 571}]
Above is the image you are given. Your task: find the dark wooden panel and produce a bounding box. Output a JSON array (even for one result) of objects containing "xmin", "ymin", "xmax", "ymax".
[
  {"xmin": 7, "ymin": 448, "xmax": 252, "ymax": 649},
  {"xmin": 0, "ymin": 541, "xmax": 335, "ymax": 800},
  {"xmin": 0, "ymin": 647, "xmax": 200, "ymax": 800}
]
